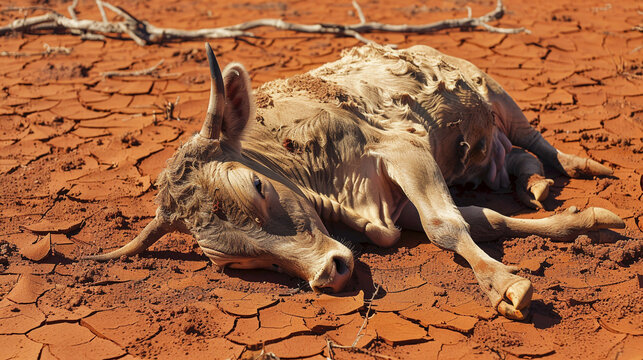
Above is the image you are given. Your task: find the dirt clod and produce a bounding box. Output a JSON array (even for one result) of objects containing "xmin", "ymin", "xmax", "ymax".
[{"xmin": 571, "ymin": 236, "xmax": 643, "ymax": 265}]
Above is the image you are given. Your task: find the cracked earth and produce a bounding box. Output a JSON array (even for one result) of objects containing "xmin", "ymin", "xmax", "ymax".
[{"xmin": 0, "ymin": 0, "xmax": 641, "ymax": 359}]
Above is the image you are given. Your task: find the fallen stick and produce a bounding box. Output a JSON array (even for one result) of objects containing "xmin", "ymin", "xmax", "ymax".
[
  {"xmin": 351, "ymin": 283, "xmax": 380, "ymax": 347},
  {"xmin": 329, "ymin": 342, "xmax": 399, "ymax": 360},
  {"xmin": 0, "ymin": 0, "xmax": 528, "ymax": 46},
  {"xmin": 100, "ymin": 59, "xmax": 165, "ymax": 77},
  {"xmin": 0, "ymin": 43, "xmax": 71, "ymax": 57}
]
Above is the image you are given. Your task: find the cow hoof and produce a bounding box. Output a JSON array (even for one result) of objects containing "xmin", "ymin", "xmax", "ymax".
[
  {"xmin": 557, "ymin": 152, "xmax": 613, "ymax": 178},
  {"xmin": 498, "ymin": 279, "xmax": 533, "ymax": 320},
  {"xmin": 584, "ymin": 158, "xmax": 613, "ymax": 177},
  {"xmin": 498, "ymin": 301, "xmax": 529, "ymax": 320},
  {"xmin": 529, "ymin": 178, "xmax": 554, "ymax": 202},
  {"xmin": 517, "ymin": 175, "xmax": 553, "ymax": 209},
  {"xmin": 550, "ymin": 207, "xmax": 625, "ymax": 242},
  {"xmin": 589, "ymin": 207, "xmax": 625, "ymax": 229}
]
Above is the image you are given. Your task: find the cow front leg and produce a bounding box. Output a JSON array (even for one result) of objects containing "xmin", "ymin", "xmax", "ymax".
[
  {"xmin": 379, "ymin": 139, "xmax": 532, "ymax": 320},
  {"xmin": 505, "ymin": 148, "xmax": 554, "ymax": 209}
]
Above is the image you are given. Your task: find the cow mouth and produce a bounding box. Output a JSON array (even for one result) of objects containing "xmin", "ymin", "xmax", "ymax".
[{"xmin": 199, "ymin": 239, "xmax": 354, "ymax": 293}]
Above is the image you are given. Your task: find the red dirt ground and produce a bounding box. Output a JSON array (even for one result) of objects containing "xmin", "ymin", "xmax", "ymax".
[{"xmin": 0, "ymin": 0, "xmax": 641, "ymax": 359}]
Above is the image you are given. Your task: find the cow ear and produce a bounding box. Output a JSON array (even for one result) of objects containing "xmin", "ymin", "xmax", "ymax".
[{"xmin": 221, "ymin": 63, "xmax": 255, "ymax": 145}]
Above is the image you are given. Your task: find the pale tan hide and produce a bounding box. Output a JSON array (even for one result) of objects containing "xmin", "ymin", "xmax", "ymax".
[{"xmin": 85, "ymin": 43, "xmax": 624, "ymax": 320}]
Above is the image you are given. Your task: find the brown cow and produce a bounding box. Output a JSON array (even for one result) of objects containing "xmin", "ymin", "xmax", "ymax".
[{"xmin": 84, "ymin": 43, "xmax": 624, "ymax": 320}]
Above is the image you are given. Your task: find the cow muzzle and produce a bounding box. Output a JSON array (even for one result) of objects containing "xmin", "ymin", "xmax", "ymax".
[{"xmin": 309, "ymin": 247, "xmax": 354, "ymax": 293}]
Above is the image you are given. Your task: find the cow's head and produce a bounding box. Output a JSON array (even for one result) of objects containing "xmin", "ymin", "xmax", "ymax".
[{"xmin": 87, "ymin": 44, "xmax": 354, "ymax": 293}]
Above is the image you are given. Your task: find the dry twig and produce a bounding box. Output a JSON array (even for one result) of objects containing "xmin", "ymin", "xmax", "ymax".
[
  {"xmin": 326, "ymin": 338, "xmax": 335, "ymax": 360},
  {"xmin": 352, "ymin": 283, "xmax": 380, "ymax": 347},
  {"xmin": 100, "ymin": 59, "xmax": 165, "ymax": 77},
  {"xmin": 0, "ymin": 43, "xmax": 71, "ymax": 57},
  {"xmin": 323, "ymin": 285, "xmax": 397, "ymax": 360},
  {"xmin": 67, "ymin": 0, "xmax": 79, "ymax": 20},
  {"xmin": 352, "ymin": 0, "xmax": 366, "ymax": 24},
  {"xmin": 252, "ymin": 345, "xmax": 280, "ymax": 360},
  {"xmin": 95, "ymin": 0, "xmax": 109, "ymax": 23},
  {"xmin": 0, "ymin": 0, "xmax": 528, "ymax": 46},
  {"xmin": 0, "ymin": 6, "xmax": 60, "ymax": 15},
  {"xmin": 328, "ymin": 342, "xmax": 399, "ymax": 360}
]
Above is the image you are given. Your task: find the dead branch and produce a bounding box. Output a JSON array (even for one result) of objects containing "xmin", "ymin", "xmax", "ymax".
[
  {"xmin": 0, "ymin": 0, "xmax": 528, "ymax": 46},
  {"xmin": 67, "ymin": 0, "xmax": 79, "ymax": 20},
  {"xmin": 352, "ymin": 283, "xmax": 380, "ymax": 347},
  {"xmin": 0, "ymin": 6, "xmax": 61, "ymax": 15},
  {"xmin": 323, "ymin": 285, "xmax": 393, "ymax": 360},
  {"xmin": 352, "ymin": 0, "xmax": 366, "ymax": 24},
  {"xmin": 252, "ymin": 346, "xmax": 280, "ymax": 360},
  {"xmin": 326, "ymin": 339, "xmax": 335, "ymax": 359},
  {"xmin": 328, "ymin": 342, "xmax": 399, "ymax": 360},
  {"xmin": 0, "ymin": 2, "xmax": 250, "ymax": 43},
  {"xmin": 100, "ymin": 59, "xmax": 168, "ymax": 77},
  {"xmin": 0, "ymin": 43, "xmax": 71, "ymax": 57},
  {"xmin": 95, "ymin": 0, "xmax": 109, "ymax": 23}
]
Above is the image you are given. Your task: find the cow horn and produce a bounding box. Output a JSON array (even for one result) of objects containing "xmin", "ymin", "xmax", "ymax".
[
  {"xmin": 200, "ymin": 42, "xmax": 226, "ymax": 140},
  {"xmin": 81, "ymin": 217, "xmax": 170, "ymax": 261}
]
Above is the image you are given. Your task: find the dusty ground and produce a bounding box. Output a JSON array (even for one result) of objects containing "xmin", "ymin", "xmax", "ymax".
[{"xmin": 0, "ymin": 0, "xmax": 642, "ymax": 359}]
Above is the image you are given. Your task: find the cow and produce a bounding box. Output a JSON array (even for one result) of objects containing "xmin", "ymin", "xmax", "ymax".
[{"xmin": 84, "ymin": 43, "xmax": 625, "ymax": 320}]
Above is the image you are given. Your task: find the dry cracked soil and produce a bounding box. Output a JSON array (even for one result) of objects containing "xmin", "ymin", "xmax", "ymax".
[{"xmin": 0, "ymin": 0, "xmax": 642, "ymax": 359}]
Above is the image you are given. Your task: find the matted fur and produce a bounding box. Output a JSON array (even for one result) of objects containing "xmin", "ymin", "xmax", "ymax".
[{"xmin": 154, "ymin": 136, "xmax": 222, "ymax": 226}]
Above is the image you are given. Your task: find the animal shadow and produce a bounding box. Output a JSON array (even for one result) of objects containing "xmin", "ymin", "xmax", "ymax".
[{"xmin": 529, "ymin": 300, "xmax": 562, "ymax": 329}]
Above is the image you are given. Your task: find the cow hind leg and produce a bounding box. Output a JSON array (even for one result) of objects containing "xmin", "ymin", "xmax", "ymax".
[
  {"xmin": 398, "ymin": 203, "xmax": 624, "ymax": 242},
  {"xmin": 458, "ymin": 205, "xmax": 625, "ymax": 243},
  {"xmin": 527, "ymin": 132, "xmax": 614, "ymax": 178},
  {"xmin": 489, "ymin": 86, "xmax": 612, "ymax": 178}
]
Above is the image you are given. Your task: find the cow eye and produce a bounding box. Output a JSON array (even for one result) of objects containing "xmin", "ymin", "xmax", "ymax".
[
  {"xmin": 253, "ymin": 177, "xmax": 264, "ymax": 198},
  {"xmin": 472, "ymin": 138, "xmax": 487, "ymax": 156}
]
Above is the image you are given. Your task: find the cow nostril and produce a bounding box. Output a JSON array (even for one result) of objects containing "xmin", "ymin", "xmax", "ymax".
[
  {"xmin": 333, "ymin": 257, "xmax": 349, "ymax": 276},
  {"xmin": 310, "ymin": 255, "xmax": 352, "ymax": 293}
]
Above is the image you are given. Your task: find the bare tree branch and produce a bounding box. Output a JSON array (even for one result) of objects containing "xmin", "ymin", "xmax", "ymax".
[
  {"xmin": 478, "ymin": 21, "xmax": 528, "ymax": 34},
  {"xmin": 329, "ymin": 342, "xmax": 398, "ymax": 360},
  {"xmin": 100, "ymin": 59, "xmax": 176, "ymax": 77},
  {"xmin": 352, "ymin": 0, "xmax": 366, "ymax": 24},
  {"xmin": 67, "ymin": 0, "xmax": 79, "ymax": 20},
  {"xmin": 1, "ymin": 6, "xmax": 61, "ymax": 16},
  {"xmin": 351, "ymin": 284, "xmax": 380, "ymax": 347},
  {"xmin": 0, "ymin": 0, "xmax": 528, "ymax": 45},
  {"xmin": 95, "ymin": 0, "xmax": 109, "ymax": 23},
  {"xmin": 0, "ymin": 43, "xmax": 72, "ymax": 57}
]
